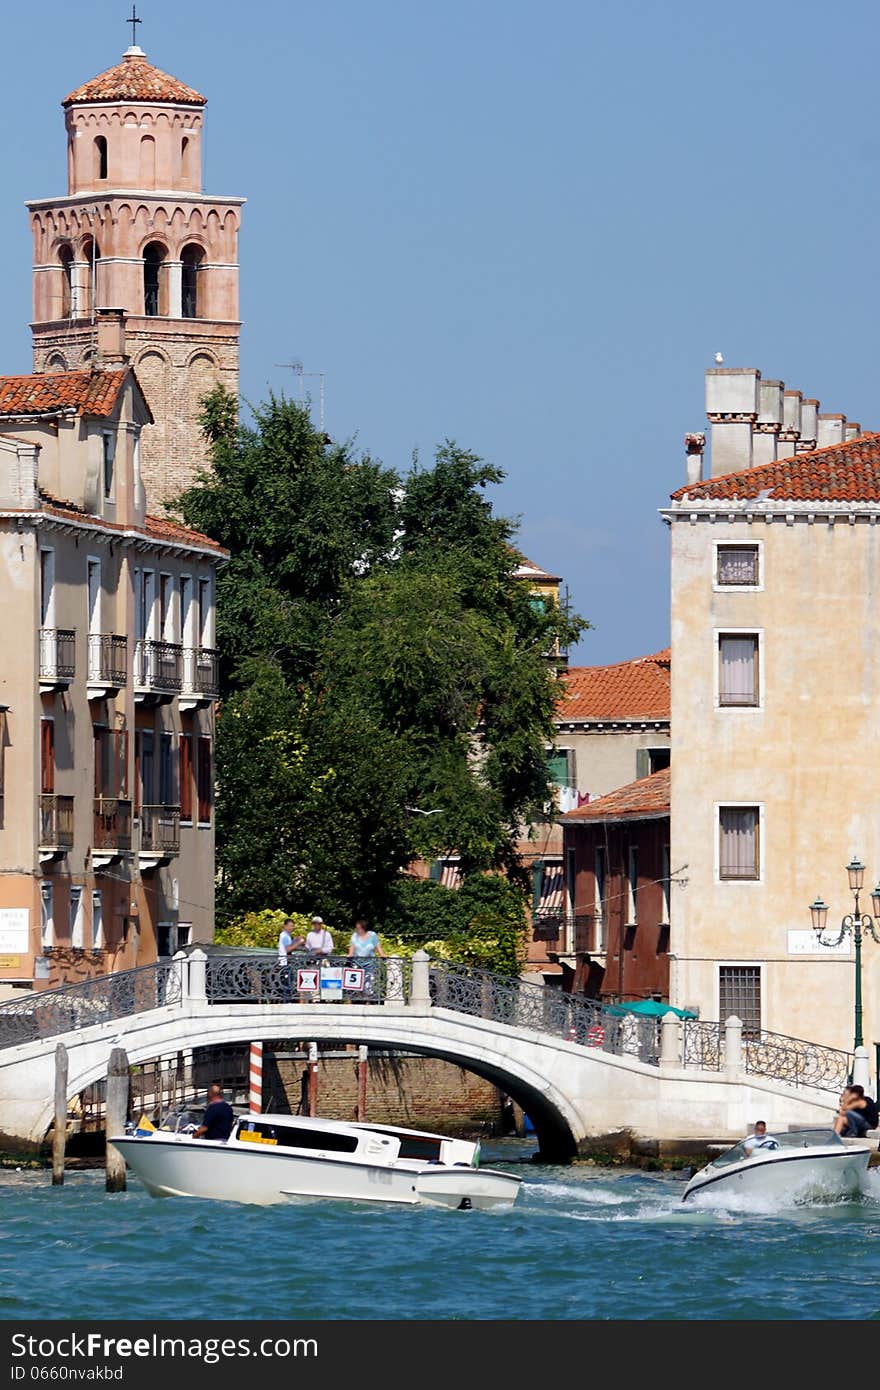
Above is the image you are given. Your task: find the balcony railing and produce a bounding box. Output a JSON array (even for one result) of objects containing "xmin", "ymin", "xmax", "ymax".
[
  {"xmin": 39, "ymin": 628, "xmax": 76, "ymax": 687},
  {"xmin": 182, "ymin": 646, "xmax": 219, "ymax": 699},
  {"xmin": 134, "ymin": 639, "xmax": 182, "ymax": 698},
  {"xmin": 93, "ymin": 797, "xmax": 132, "ymax": 853},
  {"xmin": 39, "ymin": 794, "xmax": 74, "ymax": 852},
  {"xmin": 87, "ymin": 633, "xmax": 127, "ymax": 690},
  {"xmin": 140, "ymin": 805, "xmax": 180, "ymax": 860}
]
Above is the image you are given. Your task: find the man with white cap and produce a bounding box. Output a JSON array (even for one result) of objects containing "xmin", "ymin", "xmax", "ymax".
[{"xmin": 304, "ymin": 915, "xmax": 334, "ymax": 956}]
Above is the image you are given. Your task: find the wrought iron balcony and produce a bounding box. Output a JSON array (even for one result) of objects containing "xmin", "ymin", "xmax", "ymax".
[
  {"xmin": 180, "ymin": 646, "xmax": 220, "ymax": 710},
  {"xmin": 139, "ymin": 804, "xmax": 180, "ymax": 867},
  {"xmin": 39, "ymin": 628, "xmax": 76, "ymax": 690},
  {"xmin": 87, "ymin": 634, "xmax": 127, "ymax": 695},
  {"xmin": 133, "ymin": 639, "xmax": 182, "ymax": 702},
  {"xmin": 39, "ymin": 794, "xmax": 74, "ymax": 859},
  {"xmin": 93, "ymin": 798, "xmax": 132, "ymax": 861}
]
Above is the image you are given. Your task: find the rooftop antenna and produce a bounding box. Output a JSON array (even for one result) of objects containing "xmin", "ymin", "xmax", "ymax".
[
  {"xmin": 126, "ymin": 4, "xmax": 143, "ymax": 50},
  {"xmin": 275, "ymin": 359, "xmax": 326, "ymax": 432}
]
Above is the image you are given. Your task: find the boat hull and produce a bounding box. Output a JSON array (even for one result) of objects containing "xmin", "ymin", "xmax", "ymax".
[
  {"xmin": 111, "ymin": 1135, "xmax": 521, "ymax": 1211},
  {"xmin": 682, "ymin": 1146, "xmax": 871, "ymax": 1205}
]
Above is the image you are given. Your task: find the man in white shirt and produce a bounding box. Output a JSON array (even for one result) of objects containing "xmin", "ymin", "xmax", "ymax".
[
  {"xmin": 277, "ymin": 918, "xmax": 299, "ymax": 999},
  {"xmin": 743, "ymin": 1120, "xmax": 778, "ymax": 1155},
  {"xmin": 304, "ymin": 916, "xmax": 334, "ymax": 956}
]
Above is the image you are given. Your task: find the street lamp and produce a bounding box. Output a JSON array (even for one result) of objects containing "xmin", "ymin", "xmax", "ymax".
[{"xmin": 809, "ymin": 858, "xmax": 880, "ymax": 1051}]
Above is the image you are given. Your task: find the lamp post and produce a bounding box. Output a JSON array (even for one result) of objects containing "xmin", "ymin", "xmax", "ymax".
[{"xmin": 809, "ymin": 857, "xmax": 880, "ymax": 1055}]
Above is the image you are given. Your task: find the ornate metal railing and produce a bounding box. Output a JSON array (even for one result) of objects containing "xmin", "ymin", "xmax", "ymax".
[
  {"xmin": 94, "ymin": 797, "xmax": 132, "ymax": 851},
  {"xmin": 205, "ymin": 953, "xmax": 412, "ymax": 1006},
  {"xmin": 681, "ymin": 1019, "xmax": 723, "ymax": 1071},
  {"xmin": 742, "ymin": 1029, "xmax": 851, "ymax": 1093},
  {"xmin": 140, "ymin": 805, "xmax": 180, "ymax": 857},
  {"xmin": 182, "ymin": 647, "xmax": 220, "ymax": 698},
  {"xmin": 134, "ymin": 639, "xmax": 182, "ymax": 694},
  {"xmin": 39, "ymin": 794, "xmax": 74, "ymax": 850},
  {"xmin": 39, "ymin": 628, "xmax": 76, "ymax": 684},
  {"xmin": 87, "ymin": 633, "xmax": 127, "ymax": 687},
  {"xmin": 0, "ymin": 959, "xmax": 184, "ymax": 1050},
  {"xmin": 428, "ymin": 963, "xmax": 661, "ymax": 1064}
]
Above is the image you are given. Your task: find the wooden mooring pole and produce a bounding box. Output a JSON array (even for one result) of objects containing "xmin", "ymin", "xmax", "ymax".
[
  {"xmin": 357, "ymin": 1045, "xmax": 368, "ymax": 1122},
  {"xmin": 105, "ymin": 1047, "xmax": 129, "ymax": 1193},
  {"xmin": 52, "ymin": 1042, "xmax": 68, "ymax": 1186}
]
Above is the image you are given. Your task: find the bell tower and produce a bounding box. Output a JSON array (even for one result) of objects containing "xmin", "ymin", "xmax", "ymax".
[{"xmin": 27, "ymin": 37, "xmax": 245, "ymax": 507}]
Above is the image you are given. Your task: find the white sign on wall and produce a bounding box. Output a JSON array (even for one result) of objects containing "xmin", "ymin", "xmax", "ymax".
[
  {"xmin": 0, "ymin": 908, "xmax": 30, "ymax": 954},
  {"xmin": 787, "ymin": 930, "xmax": 851, "ymax": 956}
]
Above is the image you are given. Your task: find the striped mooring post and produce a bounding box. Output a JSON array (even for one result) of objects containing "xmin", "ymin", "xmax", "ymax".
[{"xmin": 249, "ymin": 1041, "xmax": 263, "ymax": 1113}]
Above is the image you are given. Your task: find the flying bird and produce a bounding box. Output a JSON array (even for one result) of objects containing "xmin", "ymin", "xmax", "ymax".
[{"xmin": 714, "ymin": 352, "xmax": 724, "ymax": 365}]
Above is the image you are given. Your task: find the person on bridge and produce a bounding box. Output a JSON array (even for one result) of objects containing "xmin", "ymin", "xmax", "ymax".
[
  {"xmin": 304, "ymin": 917, "xmax": 334, "ymax": 957},
  {"xmin": 192, "ymin": 1083, "xmax": 235, "ymax": 1142},
  {"xmin": 278, "ymin": 918, "xmax": 303, "ymax": 1000},
  {"xmin": 348, "ymin": 919, "xmax": 385, "ymax": 960}
]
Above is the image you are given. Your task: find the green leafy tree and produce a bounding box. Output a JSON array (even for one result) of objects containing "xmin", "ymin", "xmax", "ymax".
[{"xmin": 177, "ymin": 391, "xmax": 586, "ymax": 929}]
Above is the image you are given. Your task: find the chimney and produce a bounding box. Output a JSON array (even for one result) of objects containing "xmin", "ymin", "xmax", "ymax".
[
  {"xmin": 706, "ymin": 368, "xmax": 759, "ymax": 476},
  {"xmin": 95, "ymin": 308, "xmax": 128, "ymax": 366},
  {"xmin": 845, "ymin": 422, "xmax": 863, "ymax": 441},
  {"xmin": 684, "ymin": 433, "xmax": 706, "ymax": 486},
  {"xmin": 777, "ymin": 389, "xmax": 802, "ymax": 457},
  {"xmin": 817, "ymin": 414, "xmax": 847, "ymax": 448},
  {"xmin": 796, "ymin": 398, "xmax": 819, "ymax": 452},
  {"xmin": 752, "ymin": 378, "xmax": 783, "ymax": 466}
]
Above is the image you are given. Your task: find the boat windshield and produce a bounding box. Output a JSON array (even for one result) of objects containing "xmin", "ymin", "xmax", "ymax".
[{"xmin": 711, "ymin": 1129, "xmax": 843, "ymax": 1167}]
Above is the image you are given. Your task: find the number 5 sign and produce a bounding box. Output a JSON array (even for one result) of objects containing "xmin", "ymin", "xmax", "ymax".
[{"xmin": 343, "ymin": 966, "xmax": 365, "ymax": 991}]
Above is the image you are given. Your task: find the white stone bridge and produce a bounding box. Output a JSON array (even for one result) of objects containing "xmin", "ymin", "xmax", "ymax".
[{"xmin": 0, "ymin": 952, "xmax": 852, "ymax": 1159}]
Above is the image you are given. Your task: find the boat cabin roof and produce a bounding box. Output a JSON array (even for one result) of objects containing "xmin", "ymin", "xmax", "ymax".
[{"xmin": 236, "ymin": 1114, "xmax": 462, "ymax": 1145}]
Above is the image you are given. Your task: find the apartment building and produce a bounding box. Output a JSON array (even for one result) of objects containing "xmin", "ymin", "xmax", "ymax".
[
  {"xmin": 664, "ymin": 367, "xmax": 879, "ymax": 1048},
  {"xmin": 0, "ymin": 312, "xmax": 226, "ymax": 997}
]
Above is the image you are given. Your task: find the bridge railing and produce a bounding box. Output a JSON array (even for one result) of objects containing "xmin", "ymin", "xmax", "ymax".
[
  {"xmin": 0, "ymin": 959, "xmax": 184, "ymax": 1051},
  {"xmin": 677, "ymin": 1018, "xmax": 850, "ymax": 1092},
  {"xmin": 428, "ymin": 963, "xmax": 662, "ymax": 1066},
  {"xmin": 204, "ymin": 953, "xmax": 412, "ymax": 1006}
]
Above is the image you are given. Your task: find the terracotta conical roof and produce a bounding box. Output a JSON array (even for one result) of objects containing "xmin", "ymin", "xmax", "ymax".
[{"xmin": 62, "ymin": 49, "xmax": 206, "ymax": 107}]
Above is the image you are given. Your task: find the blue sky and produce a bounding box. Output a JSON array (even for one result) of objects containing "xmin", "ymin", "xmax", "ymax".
[{"xmin": 2, "ymin": 0, "xmax": 879, "ymax": 663}]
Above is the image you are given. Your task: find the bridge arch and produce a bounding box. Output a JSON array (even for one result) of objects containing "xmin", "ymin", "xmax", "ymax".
[{"xmin": 62, "ymin": 1012, "xmax": 583, "ymax": 1162}]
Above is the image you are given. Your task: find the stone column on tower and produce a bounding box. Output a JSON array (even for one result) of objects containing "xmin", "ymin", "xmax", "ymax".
[{"xmin": 27, "ymin": 44, "xmax": 245, "ymax": 509}]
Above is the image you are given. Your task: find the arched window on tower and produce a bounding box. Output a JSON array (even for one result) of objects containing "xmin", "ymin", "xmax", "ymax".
[
  {"xmin": 139, "ymin": 134, "xmax": 156, "ymax": 186},
  {"xmin": 95, "ymin": 136, "xmax": 108, "ymax": 181},
  {"xmin": 81, "ymin": 238, "xmax": 101, "ymax": 317},
  {"xmin": 181, "ymin": 244, "xmax": 205, "ymax": 319},
  {"xmin": 143, "ymin": 242, "xmax": 167, "ymax": 317},
  {"xmin": 180, "ymin": 136, "xmax": 190, "ymax": 183},
  {"xmin": 58, "ymin": 244, "xmax": 74, "ymax": 318}
]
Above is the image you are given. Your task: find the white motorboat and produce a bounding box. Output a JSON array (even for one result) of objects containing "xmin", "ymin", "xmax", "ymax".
[
  {"xmin": 682, "ymin": 1127, "xmax": 872, "ymax": 1205},
  {"xmin": 110, "ymin": 1111, "xmax": 522, "ymax": 1211}
]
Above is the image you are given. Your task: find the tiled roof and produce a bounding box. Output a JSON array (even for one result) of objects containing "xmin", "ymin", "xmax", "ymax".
[
  {"xmin": 513, "ymin": 553, "xmax": 562, "ymax": 584},
  {"xmin": 63, "ymin": 52, "xmax": 206, "ymax": 107},
  {"xmin": 26, "ymin": 488, "xmax": 228, "ymax": 556},
  {"xmin": 145, "ymin": 514, "xmax": 227, "ymax": 554},
  {"xmin": 0, "ymin": 370, "xmax": 129, "ymax": 420},
  {"xmin": 670, "ymin": 434, "xmax": 880, "ymax": 503},
  {"xmin": 559, "ymin": 767, "xmax": 670, "ymax": 823},
  {"xmin": 558, "ymin": 649, "xmax": 671, "ymax": 723}
]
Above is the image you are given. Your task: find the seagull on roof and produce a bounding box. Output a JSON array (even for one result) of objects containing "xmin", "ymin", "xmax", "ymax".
[{"xmin": 715, "ymin": 352, "xmax": 724, "ymax": 365}]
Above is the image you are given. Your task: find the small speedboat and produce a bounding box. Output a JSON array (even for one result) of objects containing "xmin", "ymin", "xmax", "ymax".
[
  {"xmin": 682, "ymin": 1127, "xmax": 872, "ymax": 1205},
  {"xmin": 111, "ymin": 1111, "xmax": 522, "ymax": 1211}
]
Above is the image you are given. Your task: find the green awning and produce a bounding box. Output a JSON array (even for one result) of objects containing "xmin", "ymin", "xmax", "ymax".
[{"xmin": 605, "ymin": 999, "xmax": 696, "ymax": 1019}]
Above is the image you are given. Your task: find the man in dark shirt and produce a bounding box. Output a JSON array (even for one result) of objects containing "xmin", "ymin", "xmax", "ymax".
[
  {"xmin": 834, "ymin": 1084, "xmax": 879, "ymax": 1137},
  {"xmin": 192, "ymin": 1083, "xmax": 235, "ymax": 1142}
]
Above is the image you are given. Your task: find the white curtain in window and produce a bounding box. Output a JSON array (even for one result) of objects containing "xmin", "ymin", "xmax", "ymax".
[
  {"xmin": 720, "ymin": 809, "xmax": 757, "ymax": 877},
  {"xmin": 718, "ymin": 548, "xmax": 757, "ymax": 584},
  {"xmin": 719, "ymin": 637, "xmax": 757, "ymax": 704}
]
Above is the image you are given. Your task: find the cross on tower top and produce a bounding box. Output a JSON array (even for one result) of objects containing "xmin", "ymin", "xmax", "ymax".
[{"xmin": 126, "ymin": 4, "xmax": 142, "ymax": 48}]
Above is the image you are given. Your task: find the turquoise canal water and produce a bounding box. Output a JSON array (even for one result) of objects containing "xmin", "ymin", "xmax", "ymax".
[{"xmin": 3, "ymin": 1140, "xmax": 880, "ymax": 1320}]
